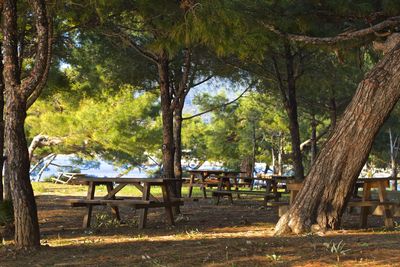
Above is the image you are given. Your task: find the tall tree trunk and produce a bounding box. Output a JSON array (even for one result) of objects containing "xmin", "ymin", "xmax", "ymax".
[
  {"xmin": 5, "ymin": 100, "xmax": 40, "ymax": 247},
  {"xmin": 0, "ymin": 44, "xmax": 4, "ymax": 202},
  {"xmin": 310, "ymin": 115, "xmax": 317, "ymax": 165},
  {"xmin": 284, "ymin": 45, "xmax": 304, "ymax": 180},
  {"xmin": 3, "ymin": 162, "xmax": 11, "ymax": 201},
  {"xmin": 2, "ymin": 0, "xmax": 51, "ymax": 248},
  {"xmin": 271, "ymin": 147, "xmax": 276, "ymax": 174},
  {"xmin": 273, "ymin": 44, "xmax": 304, "ymax": 180},
  {"xmin": 389, "ymin": 128, "xmax": 398, "ymax": 191},
  {"xmin": 329, "ymin": 95, "xmax": 337, "ymax": 133},
  {"xmin": 277, "ymin": 132, "xmax": 283, "ymax": 175},
  {"xmin": 251, "ymin": 122, "xmax": 257, "ymax": 176},
  {"xmin": 157, "ymin": 54, "xmax": 176, "ymax": 197},
  {"xmin": 173, "ymin": 104, "xmax": 182, "ymax": 212},
  {"xmin": 275, "ymin": 43, "xmax": 400, "ymax": 235},
  {"xmin": 173, "ymin": 104, "xmax": 183, "ymax": 182}
]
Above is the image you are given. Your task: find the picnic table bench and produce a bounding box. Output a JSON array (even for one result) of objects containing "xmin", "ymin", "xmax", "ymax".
[
  {"xmin": 67, "ymin": 177, "xmax": 183, "ymax": 229},
  {"xmin": 269, "ymin": 178, "xmax": 400, "ymax": 228},
  {"xmin": 186, "ymin": 169, "xmax": 246, "ymax": 198},
  {"xmin": 210, "ymin": 175, "xmax": 288, "ymax": 205}
]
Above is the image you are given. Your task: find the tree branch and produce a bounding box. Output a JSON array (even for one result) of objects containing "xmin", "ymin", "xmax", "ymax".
[
  {"xmin": 300, "ymin": 125, "xmax": 330, "ymax": 151},
  {"xmin": 26, "ymin": 16, "xmax": 53, "ymax": 109},
  {"xmin": 182, "ymin": 84, "xmax": 252, "ymax": 120},
  {"xmin": 262, "ymin": 16, "xmax": 400, "ymax": 45},
  {"xmin": 21, "ymin": 0, "xmax": 50, "ymax": 99},
  {"xmin": 190, "ymin": 75, "xmax": 213, "ymax": 88}
]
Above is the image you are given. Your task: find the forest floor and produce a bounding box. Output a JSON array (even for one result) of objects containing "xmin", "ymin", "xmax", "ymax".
[{"xmin": 1, "ymin": 182, "xmax": 400, "ymax": 266}]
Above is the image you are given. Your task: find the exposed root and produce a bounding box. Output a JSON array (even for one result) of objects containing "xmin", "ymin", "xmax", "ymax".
[{"xmin": 274, "ymin": 212, "xmax": 313, "ymax": 236}]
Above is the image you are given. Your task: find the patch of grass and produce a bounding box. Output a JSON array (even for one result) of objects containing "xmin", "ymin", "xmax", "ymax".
[
  {"xmin": 32, "ymin": 182, "xmax": 207, "ymax": 198},
  {"xmin": 266, "ymin": 253, "xmax": 282, "ymax": 262},
  {"xmin": 323, "ymin": 240, "xmax": 351, "ymax": 263}
]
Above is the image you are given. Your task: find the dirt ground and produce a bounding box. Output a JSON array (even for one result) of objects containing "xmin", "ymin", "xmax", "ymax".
[{"xmin": 1, "ymin": 184, "xmax": 400, "ymax": 266}]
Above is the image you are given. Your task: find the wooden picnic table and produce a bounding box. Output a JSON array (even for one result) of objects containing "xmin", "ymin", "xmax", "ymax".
[
  {"xmin": 68, "ymin": 177, "xmax": 183, "ymax": 229},
  {"xmin": 186, "ymin": 169, "xmax": 246, "ymax": 198},
  {"xmin": 354, "ymin": 177, "xmax": 400, "ymax": 228},
  {"xmin": 284, "ymin": 177, "xmax": 400, "ymax": 228},
  {"xmin": 210, "ymin": 175, "xmax": 290, "ymax": 204}
]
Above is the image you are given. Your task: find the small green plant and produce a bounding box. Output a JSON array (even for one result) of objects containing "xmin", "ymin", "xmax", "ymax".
[
  {"xmin": 93, "ymin": 213, "xmax": 120, "ymax": 229},
  {"xmin": 266, "ymin": 253, "xmax": 281, "ymax": 261},
  {"xmin": 0, "ymin": 200, "xmax": 13, "ymax": 226},
  {"xmin": 185, "ymin": 228, "xmax": 200, "ymax": 238},
  {"xmin": 323, "ymin": 240, "xmax": 351, "ymax": 263}
]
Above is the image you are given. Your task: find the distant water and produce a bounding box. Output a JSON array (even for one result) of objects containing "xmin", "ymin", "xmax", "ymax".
[
  {"xmin": 30, "ymin": 154, "xmax": 156, "ymax": 180},
  {"xmin": 30, "ymin": 155, "xmax": 271, "ymax": 181}
]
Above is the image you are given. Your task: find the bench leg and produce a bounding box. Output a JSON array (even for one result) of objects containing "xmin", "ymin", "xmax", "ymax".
[
  {"xmin": 201, "ymin": 176, "xmax": 207, "ymax": 198},
  {"xmin": 212, "ymin": 192, "xmax": 221, "ymax": 205},
  {"xmin": 378, "ymin": 182, "xmax": 394, "ymax": 228},
  {"xmin": 139, "ymin": 184, "xmax": 150, "ymax": 229},
  {"xmin": 188, "ymin": 175, "xmax": 194, "ymax": 198},
  {"xmin": 106, "ymin": 183, "xmax": 121, "ymax": 221},
  {"xmin": 161, "ymin": 184, "xmax": 174, "ymax": 226},
  {"xmin": 83, "ymin": 182, "xmax": 96, "ymax": 228},
  {"xmin": 360, "ymin": 183, "xmax": 371, "ymax": 228}
]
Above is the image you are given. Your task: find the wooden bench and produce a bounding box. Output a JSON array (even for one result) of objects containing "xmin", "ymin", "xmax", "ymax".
[
  {"xmin": 211, "ymin": 189, "xmax": 280, "ymax": 205},
  {"xmin": 68, "ymin": 177, "xmax": 184, "ymax": 229},
  {"xmin": 347, "ymin": 200, "xmax": 397, "ymax": 207}
]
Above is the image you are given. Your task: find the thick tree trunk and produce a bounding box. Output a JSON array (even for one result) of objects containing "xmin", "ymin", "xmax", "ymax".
[
  {"xmin": 2, "ymin": 0, "xmax": 50, "ymax": 248},
  {"xmin": 173, "ymin": 108, "xmax": 183, "ymax": 181},
  {"xmin": 3, "ymin": 162, "xmax": 11, "ymax": 201},
  {"xmin": 0, "ymin": 44, "xmax": 4, "ymax": 202},
  {"xmin": 158, "ymin": 57, "xmax": 175, "ymax": 178},
  {"xmin": 157, "ymin": 55, "xmax": 177, "ymax": 200},
  {"xmin": 173, "ymin": 106, "xmax": 182, "ymax": 212},
  {"xmin": 5, "ymin": 99, "xmax": 40, "ymax": 247},
  {"xmin": 275, "ymin": 44, "xmax": 400, "ymax": 235},
  {"xmin": 279, "ymin": 44, "xmax": 304, "ymax": 180},
  {"xmin": 286, "ymin": 104, "xmax": 303, "ymax": 179}
]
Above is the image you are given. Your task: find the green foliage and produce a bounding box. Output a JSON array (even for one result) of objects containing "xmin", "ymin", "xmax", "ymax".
[
  {"xmin": 0, "ymin": 201, "xmax": 13, "ymax": 226},
  {"xmin": 27, "ymin": 84, "xmax": 161, "ymax": 166}
]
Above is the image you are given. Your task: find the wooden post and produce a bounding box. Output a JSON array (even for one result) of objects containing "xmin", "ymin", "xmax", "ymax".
[
  {"xmin": 188, "ymin": 174, "xmax": 194, "ymax": 198},
  {"xmin": 106, "ymin": 183, "xmax": 121, "ymax": 221},
  {"xmin": 360, "ymin": 182, "xmax": 371, "ymax": 228},
  {"xmin": 139, "ymin": 183, "xmax": 151, "ymax": 229},
  {"xmin": 377, "ymin": 181, "xmax": 394, "ymax": 228},
  {"xmin": 83, "ymin": 181, "xmax": 96, "ymax": 228},
  {"xmin": 161, "ymin": 181, "xmax": 174, "ymax": 226},
  {"xmin": 200, "ymin": 173, "xmax": 207, "ymax": 199}
]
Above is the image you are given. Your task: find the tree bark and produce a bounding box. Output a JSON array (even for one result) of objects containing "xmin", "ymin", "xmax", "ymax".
[
  {"xmin": 157, "ymin": 53, "xmax": 177, "ymax": 200},
  {"xmin": 389, "ymin": 128, "xmax": 398, "ymax": 191},
  {"xmin": 173, "ymin": 106, "xmax": 183, "ymax": 209},
  {"xmin": 0, "ymin": 43, "xmax": 4, "ymax": 202},
  {"xmin": 283, "ymin": 44, "xmax": 304, "ymax": 180},
  {"xmin": 272, "ymin": 44, "xmax": 304, "ymax": 180},
  {"xmin": 329, "ymin": 93, "xmax": 337, "ymax": 133},
  {"xmin": 5, "ymin": 100, "xmax": 40, "ymax": 247},
  {"xmin": 2, "ymin": 0, "xmax": 50, "ymax": 248},
  {"xmin": 275, "ymin": 43, "xmax": 400, "ymax": 235},
  {"xmin": 310, "ymin": 115, "xmax": 317, "ymax": 164}
]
